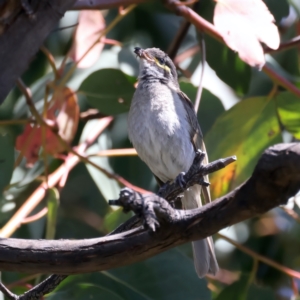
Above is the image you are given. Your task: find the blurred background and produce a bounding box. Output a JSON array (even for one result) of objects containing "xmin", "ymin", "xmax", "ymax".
[{"xmin": 0, "ymin": 0, "xmax": 300, "ymax": 299}]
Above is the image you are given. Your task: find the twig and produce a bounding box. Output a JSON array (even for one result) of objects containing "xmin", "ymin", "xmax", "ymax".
[
  {"xmin": 263, "ymin": 64, "xmax": 300, "ymax": 98},
  {"xmin": 158, "ymin": 151, "xmax": 236, "ymax": 201},
  {"xmin": 80, "ymin": 109, "xmax": 106, "ymax": 121},
  {"xmin": 164, "ymin": 0, "xmax": 223, "ymax": 43},
  {"xmin": 7, "ymin": 274, "xmax": 41, "ymax": 289},
  {"xmin": 217, "ymin": 233, "xmax": 300, "ymax": 280},
  {"xmin": 265, "ymin": 35, "xmax": 300, "ymax": 54},
  {"xmin": 88, "ymin": 148, "xmax": 137, "ymax": 157},
  {"xmin": 72, "ymin": 0, "xmax": 149, "ymax": 10},
  {"xmin": 0, "ymin": 119, "xmax": 32, "ymax": 125},
  {"xmin": 109, "ymin": 151, "xmax": 237, "ymax": 234},
  {"xmin": 18, "ymin": 275, "xmax": 68, "ymax": 300},
  {"xmin": 168, "ymin": 19, "xmax": 192, "ymax": 60},
  {"xmin": 194, "ymin": 32, "xmax": 205, "ymax": 113},
  {"xmin": 60, "ymin": 4, "xmax": 136, "ymax": 86},
  {"xmin": 0, "ymin": 281, "xmax": 17, "ymax": 300},
  {"xmin": 167, "ymin": 1, "xmax": 199, "ymax": 63},
  {"xmin": 40, "ymin": 45, "xmax": 59, "ymax": 80},
  {"xmin": 174, "ymin": 45, "xmax": 200, "ymax": 65},
  {"xmin": 21, "ymin": 208, "xmax": 48, "ymax": 224}
]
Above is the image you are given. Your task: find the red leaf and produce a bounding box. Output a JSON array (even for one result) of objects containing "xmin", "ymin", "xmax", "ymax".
[
  {"xmin": 45, "ymin": 87, "xmax": 79, "ymax": 154},
  {"xmin": 69, "ymin": 10, "xmax": 105, "ymax": 69},
  {"xmin": 16, "ymin": 124, "xmax": 42, "ymax": 166},
  {"xmin": 16, "ymin": 87, "xmax": 79, "ymax": 165},
  {"xmin": 214, "ymin": 0, "xmax": 280, "ymax": 68}
]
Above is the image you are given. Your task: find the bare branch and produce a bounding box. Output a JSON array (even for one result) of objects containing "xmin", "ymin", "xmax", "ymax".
[
  {"xmin": 0, "ymin": 0, "xmax": 77, "ymax": 103},
  {"xmin": 72, "ymin": 0, "xmax": 150, "ymax": 10},
  {"xmin": 0, "ymin": 143, "xmax": 297, "ymax": 275}
]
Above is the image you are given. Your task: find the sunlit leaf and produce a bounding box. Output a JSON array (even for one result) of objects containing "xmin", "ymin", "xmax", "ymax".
[
  {"xmin": 214, "ymin": 0, "xmax": 280, "ymax": 68},
  {"xmin": 206, "ymin": 96, "xmax": 282, "ymax": 198},
  {"xmin": 69, "ymin": 10, "xmax": 105, "ymax": 69}
]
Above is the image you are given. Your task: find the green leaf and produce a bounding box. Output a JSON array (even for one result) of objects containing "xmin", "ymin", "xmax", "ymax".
[
  {"xmin": 204, "ymin": 35, "xmax": 251, "ymax": 95},
  {"xmin": 179, "ymin": 81, "xmax": 225, "ymax": 136},
  {"xmin": 276, "ymin": 92, "xmax": 300, "ymax": 139},
  {"xmin": 49, "ymin": 249, "xmax": 211, "ymax": 300},
  {"xmin": 103, "ymin": 208, "xmax": 132, "ymax": 233},
  {"xmin": 0, "ymin": 128, "xmax": 14, "ymax": 194},
  {"xmin": 247, "ymin": 283, "xmax": 276, "ymax": 300},
  {"xmin": 206, "ymin": 97, "xmax": 282, "ymax": 198},
  {"xmin": 215, "ymin": 274, "xmax": 276, "ymax": 300},
  {"xmin": 79, "ymin": 69, "xmax": 135, "ymax": 115},
  {"xmin": 215, "ymin": 274, "xmax": 249, "ymax": 300},
  {"xmin": 264, "ymin": 0, "xmax": 289, "ymax": 23},
  {"xmin": 45, "ymin": 188, "xmax": 60, "ymax": 239}
]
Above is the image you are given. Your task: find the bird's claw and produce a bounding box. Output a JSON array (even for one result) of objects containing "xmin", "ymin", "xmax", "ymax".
[{"xmin": 175, "ymin": 172, "xmax": 186, "ymax": 191}]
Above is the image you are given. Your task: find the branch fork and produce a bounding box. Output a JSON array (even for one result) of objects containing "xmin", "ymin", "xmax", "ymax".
[{"xmin": 109, "ymin": 151, "xmax": 237, "ymax": 232}]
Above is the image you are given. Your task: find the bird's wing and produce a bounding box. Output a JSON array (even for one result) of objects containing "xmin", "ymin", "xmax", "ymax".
[{"xmin": 178, "ymin": 90, "xmax": 211, "ymax": 204}]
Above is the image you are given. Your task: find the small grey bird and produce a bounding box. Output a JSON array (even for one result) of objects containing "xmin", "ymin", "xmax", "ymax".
[{"xmin": 128, "ymin": 47, "xmax": 219, "ymax": 278}]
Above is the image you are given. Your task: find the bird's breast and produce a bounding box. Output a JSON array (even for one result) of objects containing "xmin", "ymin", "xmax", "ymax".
[{"xmin": 128, "ymin": 83, "xmax": 195, "ymax": 182}]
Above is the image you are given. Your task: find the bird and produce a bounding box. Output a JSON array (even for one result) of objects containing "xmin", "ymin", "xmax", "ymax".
[{"xmin": 127, "ymin": 47, "xmax": 219, "ymax": 278}]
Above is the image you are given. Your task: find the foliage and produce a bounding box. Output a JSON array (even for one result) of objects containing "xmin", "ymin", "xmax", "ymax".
[{"xmin": 0, "ymin": 0, "xmax": 300, "ymax": 299}]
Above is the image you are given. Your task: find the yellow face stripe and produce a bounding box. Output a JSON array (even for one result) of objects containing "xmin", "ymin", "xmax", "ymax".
[{"xmin": 154, "ymin": 58, "xmax": 171, "ymax": 73}]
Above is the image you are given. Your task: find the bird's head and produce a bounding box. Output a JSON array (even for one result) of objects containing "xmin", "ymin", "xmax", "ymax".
[{"xmin": 134, "ymin": 47, "xmax": 178, "ymax": 86}]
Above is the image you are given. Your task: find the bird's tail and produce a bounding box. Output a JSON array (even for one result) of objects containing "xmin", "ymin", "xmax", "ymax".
[
  {"xmin": 183, "ymin": 185, "xmax": 219, "ymax": 278},
  {"xmin": 192, "ymin": 238, "xmax": 219, "ymax": 278}
]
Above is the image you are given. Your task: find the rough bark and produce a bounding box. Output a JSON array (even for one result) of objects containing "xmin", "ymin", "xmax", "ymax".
[
  {"xmin": 0, "ymin": 0, "xmax": 77, "ymax": 103},
  {"xmin": 0, "ymin": 143, "xmax": 298, "ymax": 274}
]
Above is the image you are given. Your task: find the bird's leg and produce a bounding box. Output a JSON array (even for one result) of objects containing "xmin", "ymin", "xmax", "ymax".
[
  {"xmin": 169, "ymin": 196, "xmax": 182, "ymax": 208},
  {"xmin": 195, "ymin": 149, "xmax": 206, "ymax": 164},
  {"xmin": 175, "ymin": 171, "xmax": 186, "ymax": 191}
]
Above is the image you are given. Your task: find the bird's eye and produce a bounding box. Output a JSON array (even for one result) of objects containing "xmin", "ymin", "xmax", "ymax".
[{"xmin": 157, "ymin": 57, "xmax": 165, "ymax": 65}]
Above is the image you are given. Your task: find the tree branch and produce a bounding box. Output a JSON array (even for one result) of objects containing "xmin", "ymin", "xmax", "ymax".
[
  {"xmin": 0, "ymin": 0, "xmax": 77, "ymax": 103},
  {"xmin": 72, "ymin": 0, "xmax": 150, "ymax": 10},
  {"xmin": 0, "ymin": 143, "xmax": 297, "ymax": 275}
]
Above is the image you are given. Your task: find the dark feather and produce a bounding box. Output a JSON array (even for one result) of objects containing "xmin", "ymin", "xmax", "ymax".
[{"xmin": 177, "ymin": 90, "xmax": 211, "ymax": 204}]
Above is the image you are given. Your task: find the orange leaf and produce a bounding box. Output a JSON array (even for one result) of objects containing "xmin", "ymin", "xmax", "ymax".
[
  {"xmin": 69, "ymin": 10, "xmax": 105, "ymax": 68},
  {"xmin": 213, "ymin": 0, "xmax": 280, "ymax": 68},
  {"xmin": 210, "ymin": 161, "xmax": 236, "ymax": 199},
  {"xmin": 16, "ymin": 124, "xmax": 42, "ymax": 166},
  {"xmin": 45, "ymin": 87, "xmax": 79, "ymax": 154},
  {"xmin": 16, "ymin": 87, "xmax": 79, "ymax": 165}
]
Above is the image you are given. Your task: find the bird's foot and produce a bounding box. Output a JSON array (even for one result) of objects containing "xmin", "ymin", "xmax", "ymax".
[{"xmin": 175, "ymin": 172, "xmax": 186, "ymax": 191}]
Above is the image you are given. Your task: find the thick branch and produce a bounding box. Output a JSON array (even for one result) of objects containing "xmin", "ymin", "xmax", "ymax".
[
  {"xmin": 72, "ymin": 0, "xmax": 150, "ymax": 10},
  {"xmin": 0, "ymin": 143, "xmax": 298, "ymax": 274},
  {"xmin": 0, "ymin": 0, "xmax": 77, "ymax": 103}
]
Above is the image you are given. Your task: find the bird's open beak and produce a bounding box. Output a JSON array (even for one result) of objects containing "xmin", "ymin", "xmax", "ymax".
[{"xmin": 134, "ymin": 47, "xmax": 154, "ymax": 62}]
